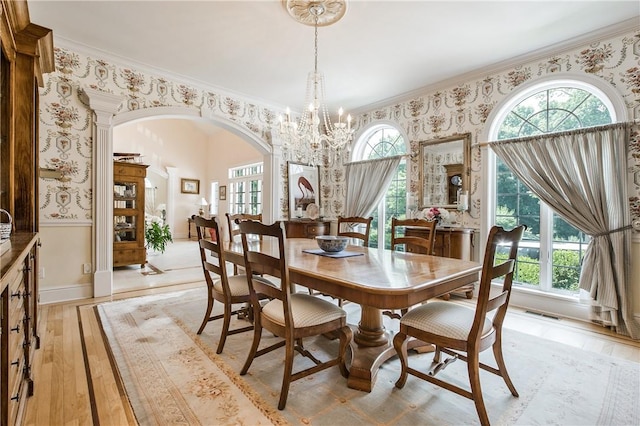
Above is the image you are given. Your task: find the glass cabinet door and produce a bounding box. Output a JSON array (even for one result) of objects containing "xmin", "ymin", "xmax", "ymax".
[{"xmin": 114, "ymin": 180, "xmax": 138, "ymax": 242}]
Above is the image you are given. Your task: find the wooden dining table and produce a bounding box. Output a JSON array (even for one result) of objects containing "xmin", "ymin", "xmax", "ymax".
[{"xmin": 223, "ymin": 237, "xmax": 482, "ymax": 392}]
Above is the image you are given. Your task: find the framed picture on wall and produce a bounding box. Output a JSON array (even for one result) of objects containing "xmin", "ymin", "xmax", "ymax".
[
  {"xmin": 288, "ymin": 162, "xmax": 320, "ymax": 218},
  {"xmin": 181, "ymin": 178, "xmax": 200, "ymax": 194},
  {"xmin": 219, "ymin": 185, "xmax": 227, "ymax": 201}
]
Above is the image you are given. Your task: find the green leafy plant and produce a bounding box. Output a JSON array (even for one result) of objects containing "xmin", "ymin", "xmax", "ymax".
[{"xmin": 145, "ymin": 221, "xmax": 173, "ymax": 254}]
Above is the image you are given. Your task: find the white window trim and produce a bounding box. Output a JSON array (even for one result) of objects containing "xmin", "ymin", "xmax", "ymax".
[{"xmin": 228, "ymin": 162, "xmax": 263, "ymax": 215}]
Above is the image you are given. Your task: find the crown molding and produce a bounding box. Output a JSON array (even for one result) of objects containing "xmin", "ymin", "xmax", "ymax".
[
  {"xmin": 352, "ymin": 18, "xmax": 640, "ymax": 115},
  {"xmin": 52, "ymin": 35, "xmax": 289, "ymax": 112}
]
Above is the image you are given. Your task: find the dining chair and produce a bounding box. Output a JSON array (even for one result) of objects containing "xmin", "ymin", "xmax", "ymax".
[
  {"xmin": 393, "ymin": 225, "xmax": 526, "ymax": 426},
  {"xmin": 382, "ymin": 217, "xmax": 438, "ymax": 320},
  {"xmin": 194, "ymin": 216, "xmax": 269, "ymax": 354},
  {"xmin": 226, "ymin": 212, "xmax": 262, "ymax": 274},
  {"xmin": 337, "ymin": 216, "xmax": 373, "ymax": 246},
  {"xmin": 226, "ymin": 212, "xmax": 262, "ymax": 242},
  {"xmin": 390, "ymin": 217, "xmax": 437, "ymax": 254},
  {"xmin": 238, "ymin": 220, "xmax": 352, "ymax": 410}
]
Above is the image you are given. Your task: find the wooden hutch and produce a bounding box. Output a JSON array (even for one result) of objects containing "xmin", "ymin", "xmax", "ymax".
[
  {"xmin": 113, "ymin": 161, "xmax": 148, "ymax": 267},
  {"xmin": 0, "ymin": 1, "xmax": 54, "ymax": 424}
]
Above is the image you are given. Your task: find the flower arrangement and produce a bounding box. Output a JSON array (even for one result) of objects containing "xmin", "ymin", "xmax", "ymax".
[{"xmin": 423, "ymin": 207, "xmax": 450, "ymax": 224}]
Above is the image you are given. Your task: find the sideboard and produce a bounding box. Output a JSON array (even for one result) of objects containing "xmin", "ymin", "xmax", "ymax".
[
  {"xmin": 282, "ymin": 219, "xmax": 331, "ymax": 239},
  {"xmin": 1, "ymin": 233, "xmax": 40, "ymax": 425},
  {"xmin": 405, "ymin": 226, "xmax": 477, "ymax": 299}
]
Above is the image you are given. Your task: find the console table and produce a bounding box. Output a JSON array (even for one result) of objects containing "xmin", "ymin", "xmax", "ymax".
[{"xmin": 188, "ymin": 217, "xmax": 195, "ymax": 239}]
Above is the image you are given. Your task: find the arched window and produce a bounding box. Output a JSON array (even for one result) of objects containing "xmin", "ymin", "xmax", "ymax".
[
  {"xmin": 353, "ymin": 124, "xmax": 407, "ymax": 248},
  {"xmin": 488, "ymin": 80, "xmax": 615, "ymax": 297}
]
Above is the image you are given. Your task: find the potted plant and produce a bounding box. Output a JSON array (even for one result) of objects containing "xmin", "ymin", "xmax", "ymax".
[{"xmin": 145, "ymin": 220, "xmax": 173, "ymax": 254}]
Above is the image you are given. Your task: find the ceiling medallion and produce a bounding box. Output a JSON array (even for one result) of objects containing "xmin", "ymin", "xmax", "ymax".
[{"xmin": 283, "ymin": 0, "xmax": 347, "ymax": 27}]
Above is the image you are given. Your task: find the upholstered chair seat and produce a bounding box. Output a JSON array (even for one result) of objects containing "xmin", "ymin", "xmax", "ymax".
[
  {"xmin": 262, "ymin": 292, "xmax": 346, "ymax": 328},
  {"xmin": 212, "ymin": 274, "xmax": 251, "ymax": 297},
  {"xmin": 399, "ymin": 301, "xmax": 492, "ymax": 340}
]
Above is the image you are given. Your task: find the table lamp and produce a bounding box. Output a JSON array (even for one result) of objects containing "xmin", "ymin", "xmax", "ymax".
[
  {"xmin": 198, "ymin": 198, "xmax": 208, "ymax": 216},
  {"xmin": 156, "ymin": 203, "xmax": 167, "ymax": 224}
]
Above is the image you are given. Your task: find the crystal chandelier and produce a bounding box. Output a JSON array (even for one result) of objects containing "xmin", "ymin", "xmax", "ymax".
[{"xmin": 280, "ymin": 0, "xmax": 354, "ymax": 166}]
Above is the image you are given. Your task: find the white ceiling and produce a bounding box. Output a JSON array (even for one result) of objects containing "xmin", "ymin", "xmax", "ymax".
[{"xmin": 29, "ymin": 0, "xmax": 639, "ymax": 115}]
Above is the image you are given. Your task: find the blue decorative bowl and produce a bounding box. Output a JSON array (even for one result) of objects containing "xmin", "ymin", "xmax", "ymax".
[{"xmin": 316, "ymin": 235, "xmax": 349, "ymax": 253}]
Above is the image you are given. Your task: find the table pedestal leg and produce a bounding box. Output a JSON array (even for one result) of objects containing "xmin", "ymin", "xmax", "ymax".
[{"xmin": 347, "ymin": 306, "xmax": 397, "ymax": 392}]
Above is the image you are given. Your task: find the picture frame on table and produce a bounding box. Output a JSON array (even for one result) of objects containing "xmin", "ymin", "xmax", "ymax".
[
  {"xmin": 287, "ymin": 162, "xmax": 320, "ymax": 219},
  {"xmin": 219, "ymin": 185, "xmax": 227, "ymax": 201},
  {"xmin": 181, "ymin": 178, "xmax": 200, "ymax": 194}
]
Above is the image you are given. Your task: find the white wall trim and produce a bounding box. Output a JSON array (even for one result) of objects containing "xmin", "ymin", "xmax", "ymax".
[
  {"xmin": 39, "ymin": 283, "xmax": 94, "ymax": 305},
  {"xmin": 84, "ymin": 86, "xmax": 125, "ymax": 298},
  {"xmin": 40, "ymin": 221, "xmax": 92, "ymax": 227}
]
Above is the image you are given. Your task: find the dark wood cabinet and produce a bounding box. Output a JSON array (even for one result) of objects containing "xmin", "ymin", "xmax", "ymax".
[
  {"xmin": 405, "ymin": 226, "xmax": 477, "ymax": 298},
  {"xmin": 282, "ymin": 220, "xmax": 331, "ymax": 239},
  {"xmin": 1, "ymin": 234, "xmax": 39, "ymax": 425},
  {"xmin": 0, "ymin": 2, "xmax": 53, "ymax": 423}
]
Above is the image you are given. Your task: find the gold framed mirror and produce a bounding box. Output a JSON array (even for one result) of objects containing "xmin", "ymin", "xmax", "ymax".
[{"xmin": 418, "ymin": 133, "xmax": 471, "ymax": 209}]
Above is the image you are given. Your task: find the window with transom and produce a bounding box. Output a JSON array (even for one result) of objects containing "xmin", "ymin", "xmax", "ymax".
[
  {"xmin": 489, "ymin": 81, "xmax": 614, "ymax": 296},
  {"xmin": 353, "ymin": 124, "xmax": 407, "ymax": 249}
]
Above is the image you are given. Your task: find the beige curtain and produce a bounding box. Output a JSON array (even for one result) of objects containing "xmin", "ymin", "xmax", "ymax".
[
  {"xmin": 490, "ymin": 122, "xmax": 639, "ymax": 338},
  {"xmin": 344, "ymin": 156, "xmax": 402, "ymax": 218}
]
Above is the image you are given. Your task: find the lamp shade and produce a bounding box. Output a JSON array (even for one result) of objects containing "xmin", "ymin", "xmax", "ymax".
[{"xmin": 199, "ymin": 198, "xmax": 208, "ymax": 206}]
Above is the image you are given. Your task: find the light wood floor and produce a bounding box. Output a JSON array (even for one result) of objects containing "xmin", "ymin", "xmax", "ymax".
[{"xmin": 23, "ymin": 282, "xmax": 640, "ymax": 425}]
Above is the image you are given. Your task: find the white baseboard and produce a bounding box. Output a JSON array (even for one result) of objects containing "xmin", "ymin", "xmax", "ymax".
[{"xmin": 39, "ymin": 283, "xmax": 94, "ymax": 305}]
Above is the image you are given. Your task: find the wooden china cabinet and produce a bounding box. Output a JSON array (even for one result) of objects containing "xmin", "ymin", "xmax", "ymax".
[
  {"xmin": 0, "ymin": 1, "xmax": 55, "ymax": 424},
  {"xmin": 113, "ymin": 161, "xmax": 148, "ymax": 267}
]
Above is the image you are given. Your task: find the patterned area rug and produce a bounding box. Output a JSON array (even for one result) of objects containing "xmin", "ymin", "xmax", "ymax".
[{"xmin": 97, "ymin": 288, "xmax": 640, "ymax": 425}]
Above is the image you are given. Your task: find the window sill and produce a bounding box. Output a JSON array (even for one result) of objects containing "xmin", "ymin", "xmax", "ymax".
[{"xmin": 493, "ymin": 282, "xmax": 589, "ymax": 322}]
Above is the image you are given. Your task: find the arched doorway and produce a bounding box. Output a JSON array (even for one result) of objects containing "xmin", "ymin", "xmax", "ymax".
[{"xmin": 86, "ymin": 91, "xmax": 278, "ymax": 297}]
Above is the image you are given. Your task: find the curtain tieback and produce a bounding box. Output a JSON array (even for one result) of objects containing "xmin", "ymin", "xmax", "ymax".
[{"xmin": 593, "ymin": 225, "xmax": 632, "ymax": 238}]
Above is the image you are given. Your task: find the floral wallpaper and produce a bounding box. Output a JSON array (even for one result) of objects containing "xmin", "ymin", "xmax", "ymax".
[
  {"xmin": 353, "ymin": 29, "xmax": 640, "ymax": 229},
  {"xmin": 39, "ymin": 48, "xmax": 279, "ymax": 222},
  {"xmin": 39, "ymin": 28, "xmax": 640, "ymax": 226}
]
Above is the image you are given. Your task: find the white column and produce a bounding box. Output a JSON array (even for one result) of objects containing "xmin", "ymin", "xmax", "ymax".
[
  {"xmin": 82, "ymin": 87, "xmax": 125, "ymax": 297},
  {"xmin": 264, "ymin": 131, "xmax": 284, "ymax": 223}
]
